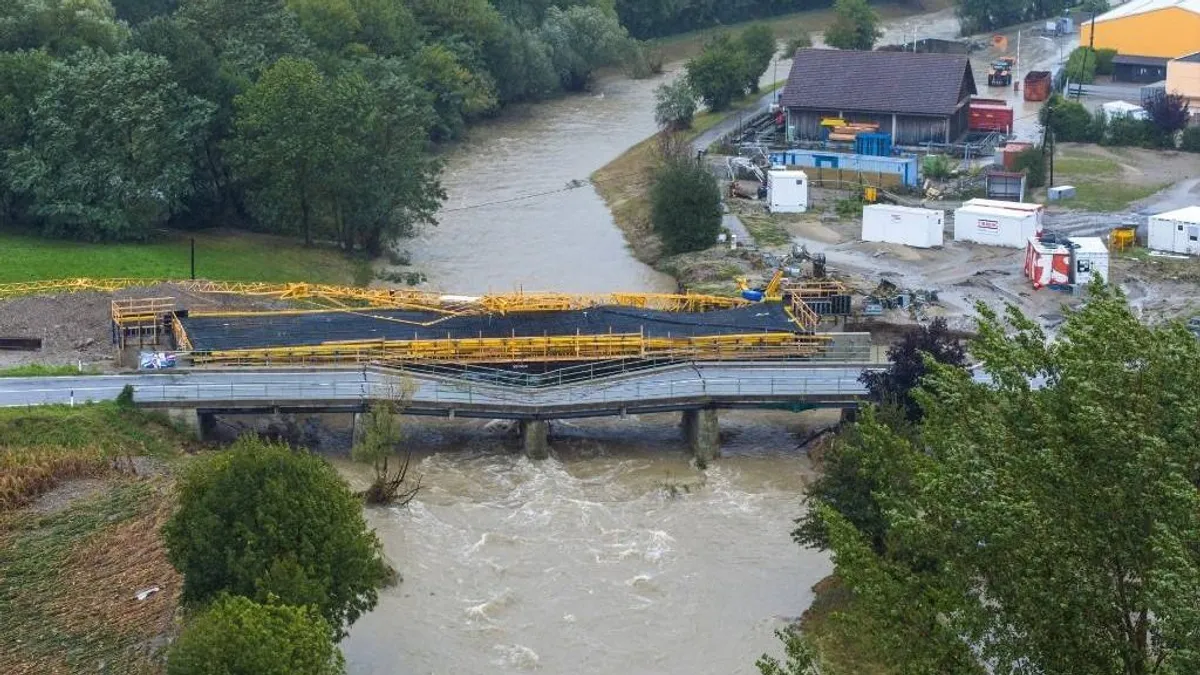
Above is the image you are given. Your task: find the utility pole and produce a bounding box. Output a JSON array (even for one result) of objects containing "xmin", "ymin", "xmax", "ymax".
[
  {"xmin": 190, "ymin": 237, "xmax": 195, "ymax": 280},
  {"xmin": 1075, "ymin": 10, "xmax": 1098, "ymax": 100},
  {"xmin": 1048, "ymin": 127, "xmax": 1055, "ymax": 187}
]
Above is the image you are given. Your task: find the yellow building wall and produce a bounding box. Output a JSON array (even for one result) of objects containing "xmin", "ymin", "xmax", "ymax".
[
  {"xmin": 1081, "ymin": 8, "xmax": 1200, "ymax": 59},
  {"xmin": 1167, "ymin": 60, "xmax": 1200, "ymax": 106}
]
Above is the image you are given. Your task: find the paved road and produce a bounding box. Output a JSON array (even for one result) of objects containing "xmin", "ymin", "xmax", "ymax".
[{"xmin": 0, "ymin": 362, "xmax": 878, "ymax": 418}]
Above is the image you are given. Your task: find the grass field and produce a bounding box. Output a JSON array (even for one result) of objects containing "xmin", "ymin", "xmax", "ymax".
[
  {"xmin": 0, "ymin": 364, "xmax": 97, "ymax": 377},
  {"xmin": 0, "ymin": 230, "xmax": 369, "ymax": 285},
  {"xmin": 0, "ymin": 404, "xmax": 184, "ymax": 673}
]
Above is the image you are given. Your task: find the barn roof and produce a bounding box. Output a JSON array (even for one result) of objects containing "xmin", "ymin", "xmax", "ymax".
[{"xmin": 780, "ymin": 49, "xmax": 976, "ymax": 117}]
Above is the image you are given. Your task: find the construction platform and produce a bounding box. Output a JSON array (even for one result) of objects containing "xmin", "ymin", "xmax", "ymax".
[{"xmin": 176, "ymin": 303, "xmax": 828, "ymax": 366}]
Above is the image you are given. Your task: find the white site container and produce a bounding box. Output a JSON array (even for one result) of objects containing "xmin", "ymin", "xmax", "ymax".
[
  {"xmin": 1147, "ymin": 206, "xmax": 1200, "ymax": 255},
  {"xmin": 962, "ymin": 198, "xmax": 1045, "ymax": 228},
  {"xmin": 767, "ymin": 169, "xmax": 808, "ymax": 213},
  {"xmin": 861, "ymin": 204, "xmax": 945, "ymax": 248},
  {"xmin": 953, "ymin": 205, "xmax": 1041, "ymax": 248},
  {"xmin": 1069, "ymin": 236, "xmax": 1109, "ymax": 284}
]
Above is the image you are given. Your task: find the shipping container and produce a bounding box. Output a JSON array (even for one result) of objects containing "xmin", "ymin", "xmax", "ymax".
[
  {"xmin": 1147, "ymin": 206, "xmax": 1200, "ymax": 255},
  {"xmin": 767, "ymin": 169, "xmax": 809, "ymax": 213},
  {"xmin": 953, "ymin": 205, "xmax": 1040, "ymax": 248},
  {"xmin": 861, "ymin": 204, "xmax": 945, "ymax": 248},
  {"xmin": 1023, "ymin": 71, "xmax": 1052, "ymax": 101},
  {"xmin": 998, "ymin": 142, "xmax": 1033, "ymax": 171},
  {"xmin": 768, "ymin": 150, "xmax": 920, "ymax": 187},
  {"xmin": 854, "ymin": 132, "xmax": 893, "ymax": 157},
  {"xmin": 1047, "ymin": 185, "xmax": 1076, "ymax": 201},
  {"xmin": 1070, "ymin": 237, "xmax": 1109, "ymax": 284},
  {"xmin": 1025, "ymin": 237, "xmax": 1072, "ymax": 288},
  {"xmin": 968, "ymin": 100, "xmax": 1014, "ymax": 133},
  {"xmin": 963, "ymin": 198, "xmax": 1045, "ymax": 228}
]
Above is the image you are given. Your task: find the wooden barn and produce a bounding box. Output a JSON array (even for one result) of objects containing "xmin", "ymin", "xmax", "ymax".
[{"xmin": 780, "ymin": 50, "xmax": 978, "ymax": 146}]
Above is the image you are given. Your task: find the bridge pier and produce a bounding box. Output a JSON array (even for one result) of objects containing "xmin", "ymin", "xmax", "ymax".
[
  {"xmin": 520, "ymin": 419, "xmax": 550, "ymax": 460},
  {"xmin": 681, "ymin": 408, "xmax": 720, "ymax": 462}
]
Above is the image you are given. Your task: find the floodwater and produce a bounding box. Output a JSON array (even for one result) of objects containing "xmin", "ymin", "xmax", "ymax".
[
  {"xmin": 405, "ymin": 75, "xmax": 678, "ymax": 295},
  {"xmin": 339, "ymin": 412, "xmax": 834, "ymax": 675}
]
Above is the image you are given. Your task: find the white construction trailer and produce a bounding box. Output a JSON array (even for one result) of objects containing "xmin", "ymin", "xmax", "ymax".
[
  {"xmin": 1147, "ymin": 206, "xmax": 1200, "ymax": 255},
  {"xmin": 953, "ymin": 205, "xmax": 1040, "ymax": 249},
  {"xmin": 767, "ymin": 169, "xmax": 808, "ymax": 213},
  {"xmin": 861, "ymin": 204, "xmax": 945, "ymax": 248}
]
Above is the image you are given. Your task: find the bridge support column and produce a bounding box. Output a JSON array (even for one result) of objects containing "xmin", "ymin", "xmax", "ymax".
[
  {"xmin": 166, "ymin": 407, "xmax": 204, "ymax": 441},
  {"xmin": 682, "ymin": 408, "xmax": 720, "ymax": 462},
  {"xmin": 520, "ymin": 419, "xmax": 550, "ymax": 460}
]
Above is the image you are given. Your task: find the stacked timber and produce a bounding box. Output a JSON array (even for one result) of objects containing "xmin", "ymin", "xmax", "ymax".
[{"xmin": 826, "ymin": 121, "xmax": 881, "ymax": 142}]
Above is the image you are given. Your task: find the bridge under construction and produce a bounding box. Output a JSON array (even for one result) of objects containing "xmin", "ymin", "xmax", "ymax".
[{"xmin": 3, "ymin": 278, "xmax": 869, "ymax": 460}]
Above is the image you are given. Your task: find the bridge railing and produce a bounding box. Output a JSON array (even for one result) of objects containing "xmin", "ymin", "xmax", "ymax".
[{"xmin": 123, "ymin": 369, "xmax": 868, "ymax": 408}]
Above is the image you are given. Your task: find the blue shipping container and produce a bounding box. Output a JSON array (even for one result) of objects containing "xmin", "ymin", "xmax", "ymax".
[
  {"xmin": 854, "ymin": 132, "xmax": 893, "ymax": 157},
  {"xmin": 768, "ymin": 149, "xmax": 919, "ymax": 187}
]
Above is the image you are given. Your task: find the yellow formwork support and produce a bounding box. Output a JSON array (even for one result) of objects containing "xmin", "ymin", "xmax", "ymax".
[{"xmin": 191, "ymin": 331, "xmax": 832, "ymax": 366}]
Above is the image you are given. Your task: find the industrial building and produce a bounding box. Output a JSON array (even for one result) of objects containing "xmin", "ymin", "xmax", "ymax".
[
  {"xmin": 1166, "ymin": 51, "xmax": 1200, "ymax": 112},
  {"xmin": 779, "ymin": 50, "xmax": 977, "ymax": 145},
  {"xmin": 1080, "ymin": 0, "xmax": 1200, "ymax": 63}
]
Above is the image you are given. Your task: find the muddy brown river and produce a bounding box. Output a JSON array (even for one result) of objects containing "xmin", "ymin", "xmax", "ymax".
[{"xmin": 347, "ymin": 9, "xmax": 973, "ymax": 672}]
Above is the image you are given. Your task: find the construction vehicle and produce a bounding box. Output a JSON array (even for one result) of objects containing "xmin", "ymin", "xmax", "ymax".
[{"xmin": 987, "ymin": 57, "xmax": 1014, "ymax": 87}]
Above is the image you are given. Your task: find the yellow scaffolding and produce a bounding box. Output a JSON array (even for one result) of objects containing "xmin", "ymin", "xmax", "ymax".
[
  {"xmin": 111, "ymin": 297, "xmax": 176, "ymax": 348},
  {"xmin": 191, "ymin": 331, "xmax": 832, "ymax": 366}
]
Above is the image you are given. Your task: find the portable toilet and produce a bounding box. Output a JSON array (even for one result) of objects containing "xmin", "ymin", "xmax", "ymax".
[{"xmin": 767, "ymin": 169, "xmax": 808, "ymax": 213}]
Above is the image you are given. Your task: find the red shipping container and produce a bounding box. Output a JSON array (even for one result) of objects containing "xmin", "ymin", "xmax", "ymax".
[
  {"xmin": 1023, "ymin": 71, "xmax": 1052, "ymax": 102},
  {"xmin": 969, "ymin": 101, "xmax": 1014, "ymax": 133},
  {"xmin": 1024, "ymin": 237, "xmax": 1070, "ymax": 289}
]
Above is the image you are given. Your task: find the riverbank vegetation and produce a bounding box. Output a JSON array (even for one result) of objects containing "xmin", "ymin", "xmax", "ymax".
[
  {"xmin": 768, "ymin": 285, "xmax": 1200, "ymax": 673},
  {"xmin": 0, "ymin": 0, "xmax": 643, "ymax": 262}
]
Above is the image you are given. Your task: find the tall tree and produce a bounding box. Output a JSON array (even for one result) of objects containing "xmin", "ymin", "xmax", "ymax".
[
  {"xmin": 167, "ymin": 595, "xmax": 345, "ymax": 675},
  {"xmin": 685, "ymin": 34, "xmax": 746, "ymax": 111},
  {"xmin": 163, "ymin": 437, "xmax": 392, "ymax": 637},
  {"xmin": 824, "ymin": 0, "xmax": 882, "ymax": 51},
  {"xmin": 0, "ymin": 50, "xmax": 53, "ymax": 228},
  {"xmin": 540, "ymin": 5, "xmax": 628, "ymax": 90},
  {"xmin": 7, "ymin": 49, "xmax": 213, "ymax": 240},
  {"xmin": 738, "ymin": 24, "xmax": 775, "ymax": 93},
  {"xmin": 0, "ymin": 0, "xmax": 129, "ymax": 54},
  {"xmin": 650, "ymin": 142, "xmax": 722, "ymax": 254},
  {"xmin": 227, "ymin": 56, "xmax": 331, "ymax": 245},
  {"xmin": 816, "ymin": 285, "xmax": 1200, "ymax": 674}
]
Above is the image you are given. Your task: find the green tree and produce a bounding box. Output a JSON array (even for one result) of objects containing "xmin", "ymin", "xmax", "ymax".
[
  {"xmin": 540, "ymin": 5, "xmax": 628, "ymax": 91},
  {"xmin": 781, "ymin": 33, "xmax": 811, "ymax": 59},
  {"xmin": 738, "ymin": 24, "xmax": 775, "ymax": 93},
  {"xmin": 0, "ymin": 0, "xmax": 129, "ymax": 54},
  {"xmin": 352, "ymin": 387, "xmax": 422, "ymax": 505},
  {"xmin": 0, "ymin": 50, "xmax": 53, "ymax": 228},
  {"xmin": 410, "ymin": 43, "xmax": 498, "ymax": 141},
  {"xmin": 816, "ymin": 285, "xmax": 1200, "ymax": 675},
  {"xmin": 228, "ymin": 57, "xmax": 332, "ymax": 245},
  {"xmin": 756, "ymin": 629, "xmax": 820, "ymax": 675},
  {"xmin": 1040, "ymin": 93, "xmax": 1096, "ymax": 142},
  {"xmin": 653, "ymin": 79, "xmax": 697, "ymax": 130},
  {"xmin": 1011, "ymin": 146, "xmax": 1045, "ymax": 188},
  {"xmin": 685, "ymin": 34, "xmax": 746, "ymax": 111},
  {"xmin": 824, "ymin": 0, "xmax": 881, "ymax": 51},
  {"xmin": 163, "ymin": 437, "xmax": 392, "ymax": 637},
  {"xmin": 167, "ymin": 595, "xmax": 345, "ymax": 675},
  {"xmin": 1182, "ymin": 126, "xmax": 1200, "ymax": 152},
  {"xmin": 650, "ymin": 145, "xmax": 721, "ymax": 254},
  {"xmin": 111, "ymin": 0, "xmax": 177, "ymax": 25},
  {"xmin": 7, "ymin": 49, "xmax": 213, "ymax": 241}
]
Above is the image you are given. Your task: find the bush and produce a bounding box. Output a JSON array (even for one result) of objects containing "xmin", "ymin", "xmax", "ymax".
[
  {"xmin": 1094, "ymin": 48, "xmax": 1117, "ymax": 76},
  {"xmin": 163, "ymin": 438, "xmax": 391, "ymax": 637},
  {"xmin": 167, "ymin": 595, "xmax": 344, "ymax": 675},
  {"xmin": 738, "ymin": 24, "xmax": 775, "ymax": 93},
  {"xmin": 1145, "ymin": 92, "xmax": 1191, "ymax": 139},
  {"xmin": 1104, "ymin": 116, "xmax": 1156, "ymax": 147},
  {"xmin": 1182, "ymin": 127, "xmax": 1200, "ymax": 152},
  {"xmin": 654, "ymin": 79, "xmax": 697, "ymax": 130},
  {"xmin": 622, "ymin": 40, "xmax": 663, "ymax": 79},
  {"xmin": 1012, "ymin": 147, "xmax": 1046, "ymax": 188},
  {"xmin": 651, "ymin": 151, "xmax": 722, "ymax": 254},
  {"xmin": 1045, "ymin": 97, "xmax": 1096, "ymax": 142},
  {"xmin": 824, "ymin": 0, "xmax": 882, "ymax": 51},
  {"xmin": 781, "ymin": 33, "xmax": 812, "ymax": 59},
  {"xmin": 116, "ymin": 384, "xmax": 135, "ymax": 409},
  {"xmin": 1066, "ymin": 47, "xmax": 1097, "ymax": 84},
  {"xmin": 922, "ymin": 154, "xmax": 952, "ymax": 180}
]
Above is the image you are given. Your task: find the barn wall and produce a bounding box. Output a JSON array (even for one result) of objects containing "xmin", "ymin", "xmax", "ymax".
[{"xmin": 788, "ymin": 108, "xmax": 954, "ymax": 144}]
